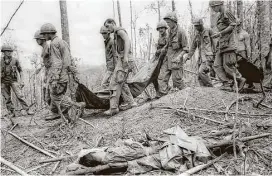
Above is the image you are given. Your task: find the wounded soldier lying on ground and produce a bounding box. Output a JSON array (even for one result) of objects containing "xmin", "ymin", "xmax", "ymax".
[{"xmin": 64, "ymin": 126, "xmax": 211, "ymax": 175}]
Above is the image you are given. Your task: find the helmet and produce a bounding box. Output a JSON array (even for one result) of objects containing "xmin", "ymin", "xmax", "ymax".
[
  {"xmin": 100, "ymin": 26, "xmax": 109, "ymax": 34},
  {"xmin": 156, "ymin": 20, "xmax": 168, "ymax": 30},
  {"xmin": 163, "ymin": 12, "xmax": 178, "ymax": 23},
  {"xmin": 34, "ymin": 30, "xmax": 45, "ymax": 39},
  {"xmin": 192, "ymin": 18, "xmax": 204, "ymax": 26},
  {"xmin": 1, "ymin": 45, "xmax": 13, "ymax": 52},
  {"xmin": 209, "ymin": 0, "xmax": 224, "ymax": 7},
  {"xmin": 40, "ymin": 23, "xmax": 57, "ymax": 34}
]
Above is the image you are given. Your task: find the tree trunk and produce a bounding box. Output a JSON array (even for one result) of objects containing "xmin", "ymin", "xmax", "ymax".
[
  {"xmin": 134, "ymin": 11, "xmax": 137, "ymax": 59},
  {"xmin": 157, "ymin": 0, "xmax": 161, "ymax": 21},
  {"xmin": 237, "ymin": 0, "xmax": 243, "ymax": 20},
  {"xmin": 117, "ymin": 0, "xmax": 122, "ymax": 27},
  {"xmin": 148, "ymin": 33, "xmax": 152, "ymax": 60},
  {"xmin": 172, "ymin": 0, "xmax": 176, "ymax": 12},
  {"xmin": 130, "ymin": 0, "xmax": 134, "ymax": 57},
  {"xmin": 112, "ymin": 0, "xmax": 115, "ymax": 19},
  {"xmin": 188, "ymin": 0, "xmax": 194, "ymax": 21},
  {"xmin": 59, "ymin": 0, "xmax": 70, "ymax": 47}
]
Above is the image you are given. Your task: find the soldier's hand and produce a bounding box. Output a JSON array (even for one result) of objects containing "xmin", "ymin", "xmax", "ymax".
[{"xmin": 211, "ymin": 32, "xmax": 221, "ymax": 38}]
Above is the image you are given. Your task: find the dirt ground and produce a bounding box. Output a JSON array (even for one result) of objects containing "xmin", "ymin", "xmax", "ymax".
[{"xmin": 1, "ymin": 87, "xmax": 272, "ymax": 175}]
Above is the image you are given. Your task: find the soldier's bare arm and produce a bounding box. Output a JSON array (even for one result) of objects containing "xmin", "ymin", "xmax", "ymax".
[
  {"xmin": 244, "ymin": 32, "xmax": 251, "ymax": 58},
  {"xmin": 117, "ymin": 30, "xmax": 131, "ymax": 63}
]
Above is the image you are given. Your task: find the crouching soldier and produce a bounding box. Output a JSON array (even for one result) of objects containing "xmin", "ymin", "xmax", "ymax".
[
  {"xmin": 40, "ymin": 23, "xmax": 85, "ymax": 123},
  {"xmin": 185, "ymin": 18, "xmax": 215, "ymax": 87},
  {"xmin": 103, "ymin": 18, "xmax": 137, "ymax": 116},
  {"xmin": 210, "ymin": 0, "xmax": 246, "ymax": 92},
  {"xmin": 157, "ymin": 12, "xmax": 189, "ymax": 97},
  {"xmin": 100, "ymin": 26, "xmax": 115, "ymax": 89},
  {"xmin": 34, "ymin": 30, "xmax": 51, "ymax": 105},
  {"xmin": 1, "ymin": 45, "xmax": 34, "ymax": 124}
]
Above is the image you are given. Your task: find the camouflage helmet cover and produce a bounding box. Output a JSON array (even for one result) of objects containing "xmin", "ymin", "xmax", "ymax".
[
  {"xmin": 40, "ymin": 23, "xmax": 57, "ymax": 34},
  {"xmin": 163, "ymin": 12, "xmax": 178, "ymax": 23},
  {"xmin": 192, "ymin": 18, "xmax": 204, "ymax": 26},
  {"xmin": 34, "ymin": 30, "xmax": 45, "ymax": 39},
  {"xmin": 209, "ymin": 0, "xmax": 224, "ymax": 7},
  {"xmin": 156, "ymin": 20, "xmax": 168, "ymax": 30},
  {"xmin": 1, "ymin": 45, "xmax": 13, "ymax": 52}
]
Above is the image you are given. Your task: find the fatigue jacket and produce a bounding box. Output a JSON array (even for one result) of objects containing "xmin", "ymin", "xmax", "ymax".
[
  {"xmin": 104, "ymin": 36, "xmax": 115, "ymax": 72},
  {"xmin": 216, "ymin": 10, "xmax": 237, "ymax": 53},
  {"xmin": 188, "ymin": 28, "xmax": 215, "ymax": 63},
  {"xmin": 1, "ymin": 56, "xmax": 22, "ymax": 83}
]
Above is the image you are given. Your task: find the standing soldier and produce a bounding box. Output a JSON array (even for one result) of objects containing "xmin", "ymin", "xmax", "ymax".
[
  {"xmin": 34, "ymin": 30, "xmax": 51, "ymax": 105},
  {"xmin": 1, "ymin": 44, "xmax": 34, "ymax": 124},
  {"xmin": 153, "ymin": 20, "xmax": 168, "ymax": 98},
  {"xmin": 40, "ymin": 23, "xmax": 85, "ymax": 123},
  {"xmin": 236, "ymin": 18, "xmax": 253, "ymax": 88},
  {"xmin": 185, "ymin": 18, "xmax": 215, "ymax": 87},
  {"xmin": 157, "ymin": 12, "xmax": 188, "ymax": 97},
  {"xmin": 209, "ymin": 0, "xmax": 246, "ymax": 92},
  {"xmin": 104, "ymin": 18, "xmax": 137, "ymax": 115},
  {"xmin": 100, "ymin": 26, "xmax": 115, "ymax": 89}
]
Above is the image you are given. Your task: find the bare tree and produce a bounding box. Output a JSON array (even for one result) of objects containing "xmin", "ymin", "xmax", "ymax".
[
  {"xmin": 117, "ymin": 0, "xmax": 122, "ymax": 27},
  {"xmin": 112, "ymin": 0, "xmax": 116, "ymax": 19},
  {"xmin": 145, "ymin": 0, "xmax": 167, "ymax": 22},
  {"xmin": 130, "ymin": 0, "xmax": 134, "ymax": 54},
  {"xmin": 59, "ymin": 0, "xmax": 70, "ymax": 47},
  {"xmin": 237, "ymin": 0, "xmax": 243, "ymax": 20},
  {"xmin": 172, "ymin": 0, "xmax": 176, "ymax": 12}
]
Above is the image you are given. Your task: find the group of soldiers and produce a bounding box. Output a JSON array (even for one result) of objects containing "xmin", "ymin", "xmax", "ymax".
[
  {"xmin": 99, "ymin": 0, "xmax": 253, "ymax": 115},
  {"xmin": 1, "ymin": 0, "xmax": 257, "ymax": 122}
]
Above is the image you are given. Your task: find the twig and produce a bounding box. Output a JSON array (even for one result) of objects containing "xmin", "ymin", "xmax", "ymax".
[
  {"xmin": 2, "ymin": 129, "xmax": 55, "ymax": 158},
  {"xmin": 0, "ymin": 157, "xmax": 28, "ymax": 176},
  {"xmin": 157, "ymin": 106, "xmax": 225, "ymax": 124},
  {"xmin": 50, "ymin": 160, "xmax": 61, "ymax": 174},
  {"xmin": 233, "ymin": 72, "xmax": 239, "ymax": 159},
  {"xmin": 39, "ymin": 155, "xmax": 76, "ymax": 164},
  {"xmin": 225, "ymin": 96, "xmax": 252, "ymax": 120},
  {"xmin": 79, "ymin": 118, "xmax": 95, "ymax": 128},
  {"xmin": 1, "ymin": 167, "xmax": 16, "ymax": 173},
  {"xmin": 95, "ymin": 136, "xmax": 103, "ymax": 147},
  {"xmin": 1, "ymin": 0, "xmax": 24, "ymax": 36},
  {"xmin": 179, "ymin": 153, "xmax": 228, "ymax": 176},
  {"xmin": 252, "ymin": 100, "xmax": 272, "ymax": 109},
  {"xmin": 26, "ymin": 163, "xmax": 52, "ymax": 173}
]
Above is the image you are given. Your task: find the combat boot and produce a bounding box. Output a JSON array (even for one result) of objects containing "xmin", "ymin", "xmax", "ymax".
[
  {"xmin": 103, "ymin": 108, "xmax": 119, "ymax": 116},
  {"xmin": 45, "ymin": 112, "xmax": 61, "ymax": 121},
  {"xmin": 219, "ymin": 81, "xmax": 233, "ymax": 91}
]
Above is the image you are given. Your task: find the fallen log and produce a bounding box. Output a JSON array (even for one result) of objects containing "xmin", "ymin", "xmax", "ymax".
[
  {"xmin": 179, "ymin": 153, "xmax": 227, "ymax": 176},
  {"xmin": 207, "ymin": 133, "xmax": 271, "ymax": 149},
  {"xmin": 2, "ymin": 129, "xmax": 55, "ymax": 158},
  {"xmin": 65, "ymin": 162, "xmax": 128, "ymax": 175},
  {"xmin": 0, "ymin": 157, "xmax": 28, "ymax": 176}
]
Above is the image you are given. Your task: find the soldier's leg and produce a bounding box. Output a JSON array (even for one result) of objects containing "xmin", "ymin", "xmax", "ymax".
[
  {"xmin": 172, "ymin": 68, "xmax": 185, "ymax": 90},
  {"xmin": 101, "ymin": 71, "xmax": 113, "ymax": 89},
  {"xmin": 158, "ymin": 59, "xmax": 171, "ymax": 96},
  {"xmin": 119, "ymin": 83, "xmax": 137, "ymax": 110},
  {"xmin": 213, "ymin": 52, "xmax": 232, "ymax": 84},
  {"xmin": 1, "ymin": 83, "xmax": 15, "ymax": 115},
  {"xmin": 198, "ymin": 62, "xmax": 213, "ymax": 87},
  {"xmin": 11, "ymin": 82, "xmax": 31, "ymax": 112},
  {"xmin": 223, "ymin": 52, "xmax": 246, "ymax": 91}
]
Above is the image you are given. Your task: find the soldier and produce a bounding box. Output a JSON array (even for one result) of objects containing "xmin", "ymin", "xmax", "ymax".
[
  {"xmin": 236, "ymin": 19, "xmax": 253, "ymax": 88},
  {"xmin": 40, "ymin": 23, "xmax": 85, "ymax": 123},
  {"xmin": 185, "ymin": 18, "xmax": 215, "ymax": 87},
  {"xmin": 1, "ymin": 44, "xmax": 34, "ymax": 124},
  {"xmin": 34, "ymin": 30, "xmax": 51, "ymax": 105},
  {"xmin": 104, "ymin": 18, "xmax": 137, "ymax": 115},
  {"xmin": 153, "ymin": 20, "xmax": 168, "ymax": 98},
  {"xmin": 100, "ymin": 26, "xmax": 115, "ymax": 89},
  {"xmin": 209, "ymin": 0, "xmax": 246, "ymax": 92},
  {"xmin": 157, "ymin": 12, "xmax": 188, "ymax": 97}
]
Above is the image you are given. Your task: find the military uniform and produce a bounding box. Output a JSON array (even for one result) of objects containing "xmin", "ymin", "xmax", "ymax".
[
  {"xmin": 236, "ymin": 28, "xmax": 251, "ymax": 61},
  {"xmin": 158, "ymin": 22, "xmax": 188, "ymax": 95},
  {"xmin": 108, "ymin": 27, "xmax": 135, "ymax": 111},
  {"xmin": 216, "ymin": 9, "xmax": 245, "ymax": 89},
  {"xmin": 188, "ymin": 27, "xmax": 215, "ymax": 87},
  {"xmin": 1, "ymin": 49, "xmax": 30, "ymax": 115},
  {"xmin": 101, "ymin": 36, "xmax": 115, "ymax": 89}
]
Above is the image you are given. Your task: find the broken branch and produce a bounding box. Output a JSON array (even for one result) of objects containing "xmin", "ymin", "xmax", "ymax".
[
  {"xmin": 3, "ymin": 129, "xmax": 55, "ymax": 158},
  {"xmin": 179, "ymin": 153, "xmax": 227, "ymax": 176},
  {"xmin": 39, "ymin": 155, "xmax": 76, "ymax": 164},
  {"xmin": 207, "ymin": 133, "xmax": 271, "ymax": 149},
  {"xmin": 79, "ymin": 118, "xmax": 95, "ymax": 128},
  {"xmin": 0, "ymin": 157, "xmax": 28, "ymax": 176}
]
